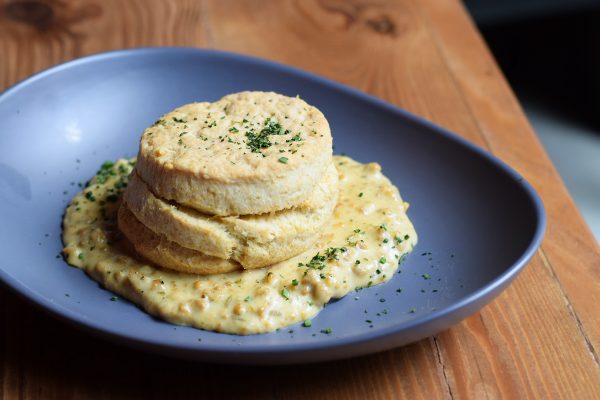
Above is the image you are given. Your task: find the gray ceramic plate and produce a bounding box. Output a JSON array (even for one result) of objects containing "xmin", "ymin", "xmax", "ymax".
[{"xmin": 0, "ymin": 48, "xmax": 545, "ymax": 364}]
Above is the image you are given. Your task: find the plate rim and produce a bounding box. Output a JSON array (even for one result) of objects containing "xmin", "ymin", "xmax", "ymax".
[{"xmin": 0, "ymin": 47, "xmax": 546, "ymax": 362}]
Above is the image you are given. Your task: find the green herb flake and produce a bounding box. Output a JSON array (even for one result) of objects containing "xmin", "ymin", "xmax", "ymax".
[
  {"xmin": 292, "ymin": 279, "xmax": 299, "ymax": 286},
  {"xmin": 78, "ymin": 252, "xmax": 85, "ymax": 260},
  {"xmin": 303, "ymin": 320, "xmax": 312, "ymax": 327},
  {"xmin": 110, "ymin": 296, "xmax": 118, "ymax": 302},
  {"xmin": 379, "ymin": 223, "xmax": 388, "ymax": 231},
  {"xmin": 281, "ymin": 287, "xmax": 290, "ymax": 300},
  {"xmin": 172, "ymin": 117, "xmax": 186, "ymax": 123},
  {"xmin": 244, "ymin": 296, "xmax": 252, "ymax": 302},
  {"xmin": 278, "ymin": 157, "xmax": 289, "ymax": 164},
  {"xmin": 379, "ymin": 257, "xmax": 386, "ymax": 264},
  {"xmin": 358, "ymin": 192, "xmax": 364, "ymax": 197},
  {"xmin": 321, "ymin": 328, "xmax": 333, "ymax": 334},
  {"xmin": 229, "ymin": 127, "xmax": 239, "ymax": 133},
  {"xmin": 261, "ymin": 118, "xmax": 285, "ymax": 135},
  {"xmin": 84, "ymin": 191, "xmax": 96, "ymax": 202},
  {"xmin": 422, "ymin": 273, "xmax": 431, "ymax": 280}
]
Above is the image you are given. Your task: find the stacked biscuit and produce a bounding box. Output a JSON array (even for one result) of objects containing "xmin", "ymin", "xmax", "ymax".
[{"xmin": 118, "ymin": 91, "xmax": 337, "ymax": 274}]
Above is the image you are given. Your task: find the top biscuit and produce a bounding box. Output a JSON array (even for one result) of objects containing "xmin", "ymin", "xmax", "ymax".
[{"xmin": 136, "ymin": 91, "xmax": 333, "ymax": 216}]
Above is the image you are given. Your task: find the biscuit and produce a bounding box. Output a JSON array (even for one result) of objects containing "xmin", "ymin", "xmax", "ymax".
[
  {"xmin": 136, "ymin": 91, "xmax": 333, "ymax": 216},
  {"xmin": 117, "ymin": 203, "xmax": 241, "ymax": 275},
  {"xmin": 123, "ymin": 162, "xmax": 339, "ymax": 269}
]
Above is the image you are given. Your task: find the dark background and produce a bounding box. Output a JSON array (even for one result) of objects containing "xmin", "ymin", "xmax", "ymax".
[{"xmin": 464, "ymin": 0, "xmax": 600, "ymax": 241}]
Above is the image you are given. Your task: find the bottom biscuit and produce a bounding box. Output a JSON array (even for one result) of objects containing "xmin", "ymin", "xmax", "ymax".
[{"xmin": 118, "ymin": 203, "xmax": 241, "ymax": 275}]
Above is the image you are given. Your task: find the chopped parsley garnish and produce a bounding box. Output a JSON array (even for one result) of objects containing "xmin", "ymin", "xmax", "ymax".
[
  {"xmin": 110, "ymin": 296, "xmax": 118, "ymax": 301},
  {"xmin": 245, "ymin": 128, "xmax": 272, "ymax": 153},
  {"xmin": 261, "ymin": 118, "xmax": 288, "ymax": 135},
  {"xmin": 303, "ymin": 320, "xmax": 312, "ymax": 327},
  {"xmin": 379, "ymin": 223, "xmax": 388, "ymax": 231},
  {"xmin": 245, "ymin": 118, "xmax": 291, "ymax": 153},
  {"xmin": 229, "ymin": 127, "xmax": 239, "ymax": 133},
  {"xmin": 379, "ymin": 257, "xmax": 386, "ymax": 264},
  {"xmin": 321, "ymin": 328, "xmax": 332, "ymax": 334},
  {"xmin": 244, "ymin": 296, "xmax": 252, "ymax": 302},
  {"xmin": 422, "ymin": 273, "xmax": 431, "ymax": 280},
  {"xmin": 172, "ymin": 117, "xmax": 186, "ymax": 123},
  {"xmin": 298, "ymin": 247, "xmax": 347, "ymax": 272},
  {"xmin": 85, "ymin": 192, "xmax": 96, "ymax": 202},
  {"xmin": 101, "ymin": 161, "xmax": 114, "ymax": 170},
  {"xmin": 291, "ymin": 279, "xmax": 299, "ymax": 286},
  {"xmin": 78, "ymin": 252, "xmax": 85, "ymax": 260},
  {"xmin": 325, "ymin": 247, "xmax": 347, "ymax": 260},
  {"xmin": 281, "ymin": 287, "xmax": 290, "ymax": 300},
  {"xmin": 278, "ymin": 157, "xmax": 289, "ymax": 164},
  {"xmin": 358, "ymin": 192, "xmax": 364, "ymax": 197}
]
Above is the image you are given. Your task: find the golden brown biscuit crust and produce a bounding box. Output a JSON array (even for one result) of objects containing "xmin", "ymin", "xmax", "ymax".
[
  {"xmin": 117, "ymin": 203, "xmax": 241, "ymax": 275},
  {"xmin": 136, "ymin": 91, "xmax": 333, "ymax": 216},
  {"xmin": 124, "ymin": 163, "xmax": 339, "ymax": 269}
]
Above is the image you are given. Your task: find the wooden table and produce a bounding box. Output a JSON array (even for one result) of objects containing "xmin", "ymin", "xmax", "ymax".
[{"xmin": 2, "ymin": 0, "xmax": 599, "ymax": 398}]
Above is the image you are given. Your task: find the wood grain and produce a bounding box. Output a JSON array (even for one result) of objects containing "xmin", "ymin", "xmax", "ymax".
[
  {"xmin": 419, "ymin": 0, "xmax": 600, "ymax": 357},
  {"xmin": 1, "ymin": 0, "xmax": 599, "ymax": 399}
]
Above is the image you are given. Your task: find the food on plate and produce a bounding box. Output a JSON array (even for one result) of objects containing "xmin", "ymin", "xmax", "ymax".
[
  {"xmin": 136, "ymin": 91, "xmax": 333, "ymax": 216},
  {"xmin": 118, "ymin": 203, "xmax": 241, "ymax": 275},
  {"xmin": 123, "ymin": 163, "xmax": 338, "ymax": 269},
  {"xmin": 62, "ymin": 91, "xmax": 417, "ymax": 335}
]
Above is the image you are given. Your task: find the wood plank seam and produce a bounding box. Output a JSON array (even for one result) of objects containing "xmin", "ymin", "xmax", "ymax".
[
  {"xmin": 538, "ymin": 249, "xmax": 600, "ymax": 368},
  {"xmin": 432, "ymin": 335, "xmax": 455, "ymax": 400},
  {"xmin": 199, "ymin": 0, "xmax": 214, "ymax": 48},
  {"xmin": 415, "ymin": 2, "xmax": 600, "ymax": 373},
  {"xmin": 410, "ymin": 2, "xmax": 496, "ymax": 153}
]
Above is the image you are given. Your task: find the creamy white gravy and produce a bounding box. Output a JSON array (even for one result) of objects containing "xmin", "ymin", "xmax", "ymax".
[{"xmin": 62, "ymin": 156, "xmax": 417, "ymax": 335}]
